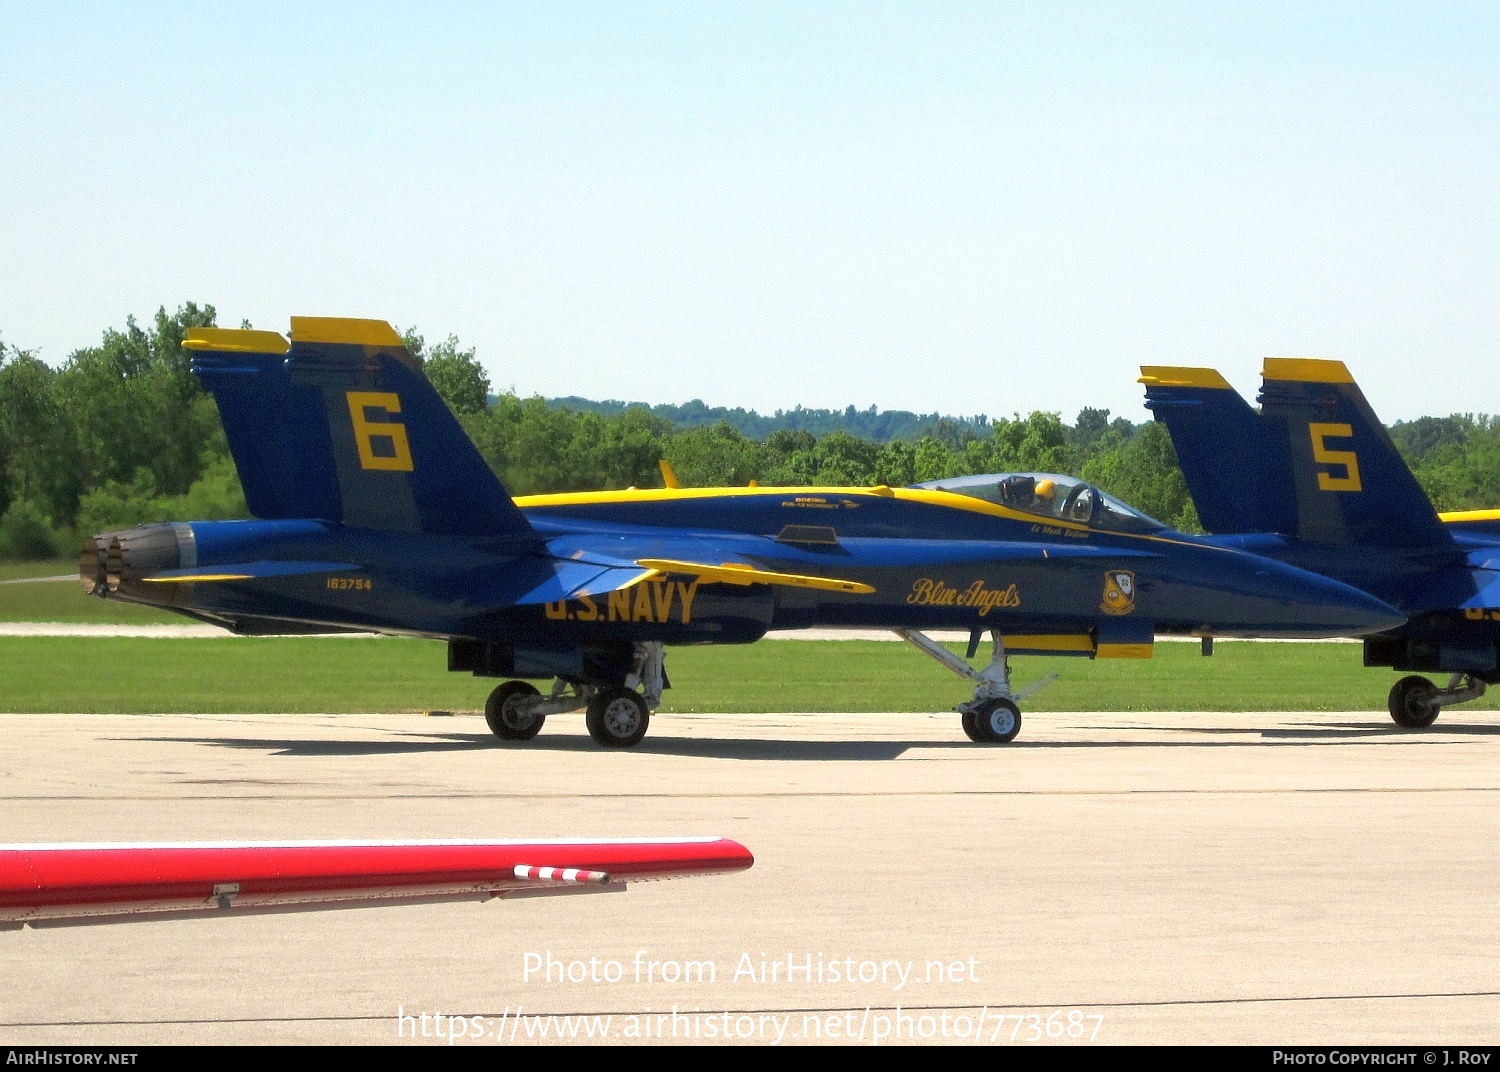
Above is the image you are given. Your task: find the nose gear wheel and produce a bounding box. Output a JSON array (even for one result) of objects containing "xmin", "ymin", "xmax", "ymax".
[{"xmin": 969, "ymin": 697, "xmax": 1022, "ymax": 743}]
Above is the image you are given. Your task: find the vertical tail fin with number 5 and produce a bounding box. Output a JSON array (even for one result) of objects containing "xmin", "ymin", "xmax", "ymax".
[
  {"xmin": 1144, "ymin": 359, "xmax": 1453, "ymax": 552},
  {"xmin": 1256, "ymin": 358, "xmax": 1450, "ymax": 550}
]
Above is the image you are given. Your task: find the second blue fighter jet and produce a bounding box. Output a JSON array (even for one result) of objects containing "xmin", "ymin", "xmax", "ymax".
[{"xmin": 79, "ymin": 317, "xmax": 1403, "ymax": 746}]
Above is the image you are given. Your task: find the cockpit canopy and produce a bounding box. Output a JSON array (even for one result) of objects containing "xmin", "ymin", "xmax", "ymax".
[{"xmin": 908, "ymin": 473, "xmax": 1167, "ymax": 534}]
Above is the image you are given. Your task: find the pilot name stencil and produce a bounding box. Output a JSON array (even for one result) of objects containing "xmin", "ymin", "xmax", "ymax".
[
  {"xmin": 906, "ymin": 578, "xmax": 1022, "ymax": 617},
  {"xmin": 545, "ymin": 579, "xmax": 701, "ymax": 625}
]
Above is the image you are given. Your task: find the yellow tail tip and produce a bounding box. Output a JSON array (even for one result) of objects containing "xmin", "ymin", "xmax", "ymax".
[{"xmin": 1262, "ymin": 357, "xmax": 1354, "ymax": 384}]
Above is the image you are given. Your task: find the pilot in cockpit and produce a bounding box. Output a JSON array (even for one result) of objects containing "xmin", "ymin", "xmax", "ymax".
[{"xmin": 996, "ymin": 475, "xmax": 1058, "ymax": 516}]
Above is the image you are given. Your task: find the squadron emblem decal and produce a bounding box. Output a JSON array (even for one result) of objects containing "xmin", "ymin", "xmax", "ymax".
[{"xmin": 1100, "ymin": 570, "xmax": 1136, "ymax": 615}]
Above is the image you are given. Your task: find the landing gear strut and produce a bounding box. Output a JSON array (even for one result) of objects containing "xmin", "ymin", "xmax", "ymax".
[
  {"xmin": 1388, "ymin": 673, "xmax": 1487, "ymax": 730},
  {"xmin": 480, "ymin": 642, "xmax": 666, "ymax": 749},
  {"xmin": 896, "ymin": 629, "xmax": 1054, "ymax": 744}
]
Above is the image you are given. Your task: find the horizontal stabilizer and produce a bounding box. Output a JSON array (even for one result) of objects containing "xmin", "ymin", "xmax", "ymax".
[
  {"xmin": 511, "ymin": 559, "xmax": 657, "ymax": 606},
  {"xmin": 636, "ymin": 558, "xmax": 875, "ymax": 594},
  {"xmin": 141, "ymin": 561, "xmax": 362, "ymax": 583},
  {"xmin": 1459, "ymin": 571, "xmax": 1500, "ymax": 611}
]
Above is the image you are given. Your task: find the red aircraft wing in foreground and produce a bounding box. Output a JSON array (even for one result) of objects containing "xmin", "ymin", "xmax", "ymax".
[{"xmin": 0, "ymin": 836, "xmax": 753, "ymax": 927}]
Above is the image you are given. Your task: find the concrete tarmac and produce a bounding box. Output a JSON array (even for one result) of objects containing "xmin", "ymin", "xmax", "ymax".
[{"xmin": 0, "ymin": 708, "xmax": 1496, "ymax": 1046}]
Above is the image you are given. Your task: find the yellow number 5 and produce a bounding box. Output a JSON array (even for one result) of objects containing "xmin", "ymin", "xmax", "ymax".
[
  {"xmin": 346, "ymin": 391, "xmax": 414, "ymax": 472},
  {"xmin": 1309, "ymin": 422, "xmax": 1361, "ymax": 492}
]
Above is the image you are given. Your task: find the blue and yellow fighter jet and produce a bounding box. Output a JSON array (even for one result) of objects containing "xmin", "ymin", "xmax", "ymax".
[
  {"xmin": 1142, "ymin": 358, "xmax": 1500, "ymax": 729},
  {"xmin": 78, "ymin": 318, "xmax": 1403, "ymax": 748}
]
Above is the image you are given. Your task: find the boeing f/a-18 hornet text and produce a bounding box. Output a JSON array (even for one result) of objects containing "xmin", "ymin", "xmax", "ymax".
[{"xmin": 78, "ymin": 317, "xmax": 1404, "ymax": 747}]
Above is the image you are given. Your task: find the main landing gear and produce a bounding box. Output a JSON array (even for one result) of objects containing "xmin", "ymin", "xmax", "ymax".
[
  {"xmin": 485, "ymin": 681, "xmax": 545, "ymax": 740},
  {"xmin": 895, "ymin": 628, "xmax": 1056, "ymax": 744},
  {"xmin": 586, "ymin": 688, "xmax": 651, "ymax": 749},
  {"xmin": 481, "ymin": 642, "xmax": 665, "ymax": 749},
  {"xmin": 1387, "ymin": 673, "xmax": 1487, "ymax": 730}
]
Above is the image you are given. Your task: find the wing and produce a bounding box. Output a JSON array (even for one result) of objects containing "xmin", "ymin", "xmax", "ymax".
[
  {"xmin": 0, "ymin": 837, "xmax": 753, "ymax": 927},
  {"xmin": 543, "ymin": 534, "xmax": 1158, "ymax": 602},
  {"xmin": 635, "ymin": 559, "xmax": 874, "ymax": 594}
]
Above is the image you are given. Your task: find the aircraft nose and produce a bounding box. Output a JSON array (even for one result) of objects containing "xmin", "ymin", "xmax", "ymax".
[{"xmin": 1262, "ymin": 563, "xmax": 1405, "ymax": 637}]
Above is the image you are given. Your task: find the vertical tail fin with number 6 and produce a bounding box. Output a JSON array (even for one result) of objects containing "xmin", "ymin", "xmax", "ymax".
[{"xmin": 186, "ymin": 318, "xmax": 533, "ymax": 539}]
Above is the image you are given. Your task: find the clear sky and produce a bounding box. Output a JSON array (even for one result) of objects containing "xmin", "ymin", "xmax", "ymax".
[{"xmin": 1, "ymin": 2, "xmax": 1495, "ymax": 425}]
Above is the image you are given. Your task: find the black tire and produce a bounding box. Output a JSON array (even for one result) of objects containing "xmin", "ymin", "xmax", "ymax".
[
  {"xmin": 586, "ymin": 687, "xmax": 650, "ymax": 748},
  {"xmin": 960, "ymin": 709, "xmax": 987, "ymax": 743},
  {"xmin": 1388, "ymin": 675, "xmax": 1440, "ymax": 729},
  {"xmin": 485, "ymin": 681, "xmax": 545, "ymax": 740},
  {"xmin": 973, "ymin": 698, "xmax": 1022, "ymax": 743}
]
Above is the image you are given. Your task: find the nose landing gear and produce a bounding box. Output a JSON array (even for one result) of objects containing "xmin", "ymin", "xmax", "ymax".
[
  {"xmin": 897, "ymin": 628, "xmax": 1052, "ymax": 744},
  {"xmin": 1388, "ymin": 672, "xmax": 1487, "ymax": 729},
  {"xmin": 961, "ymin": 697, "xmax": 1022, "ymax": 744}
]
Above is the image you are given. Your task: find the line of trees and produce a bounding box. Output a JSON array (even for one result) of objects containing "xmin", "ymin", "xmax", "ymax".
[
  {"xmin": 545, "ymin": 395, "xmax": 995, "ymax": 442},
  {"xmin": 3, "ymin": 303, "xmax": 1498, "ymax": 560}
]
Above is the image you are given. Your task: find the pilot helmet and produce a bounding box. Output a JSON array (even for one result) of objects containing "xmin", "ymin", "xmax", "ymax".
[{"xmin": 1034, "ymin": 479, "xmax": 1056, "ymax": 499}]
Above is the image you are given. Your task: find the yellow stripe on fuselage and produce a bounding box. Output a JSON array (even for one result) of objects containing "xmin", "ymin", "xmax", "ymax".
[
  {"xmin": 516, "ymin": 483, "xmax": 1244, "ymax": 560},
  {"xmin": 1262, "ymin": 357, "xmax": 1355, "ymax": 384},
  {"xmin": 141, "ymin": 573, "xmax": 253, "ymax": 583},
  {"xmin": 516, "ymin": 485, "xmax": 1094, "ymax": 533},
  {"xmin": 1441, "ymin": 509, "xmax": 1500, "ymax": 524}
]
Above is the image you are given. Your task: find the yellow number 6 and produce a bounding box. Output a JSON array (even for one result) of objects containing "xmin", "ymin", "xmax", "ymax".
[{"xmin": 346, "ymin": 392, "xmax": 414, "ymax": 472}]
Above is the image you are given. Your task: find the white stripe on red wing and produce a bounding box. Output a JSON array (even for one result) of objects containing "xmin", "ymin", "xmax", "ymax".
[{"xmin": 512, "ymin": 865, "xmax": 611, "ymax": 884}]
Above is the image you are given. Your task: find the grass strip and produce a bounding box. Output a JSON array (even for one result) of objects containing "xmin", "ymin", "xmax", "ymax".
[{"xmin": 0, "ymin": 636, "xmax": 1467, "ymax": 715}]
